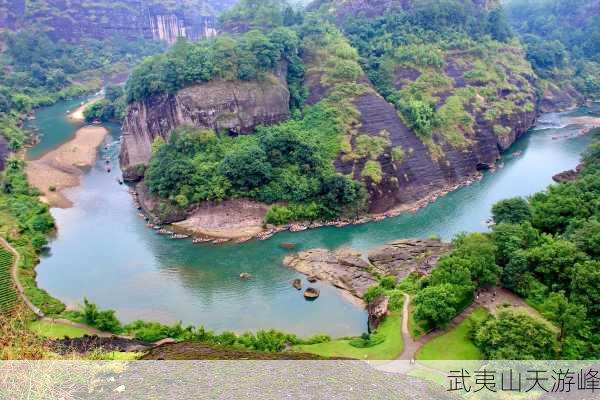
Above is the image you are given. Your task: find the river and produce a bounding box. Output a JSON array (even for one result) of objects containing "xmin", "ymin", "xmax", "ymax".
[{"xmin": 31, "ymin": 100, "xmax": 597, "ymax": 337}]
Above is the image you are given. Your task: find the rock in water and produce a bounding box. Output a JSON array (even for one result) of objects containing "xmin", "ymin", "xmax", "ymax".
[
  {"xmin": 239, "ymin": 272, "xmax": 251, "ymax": 280},
  {"xmin": 367, "ymin": 295, "xmax": 389, "ymax": 333},
  {"xmin": 292, "ymin": 279, "xmax": 302, "ymax": 290},
  {"xmin": 283, "ymin": 248, "xmax": 376, "ymax": 299},
  {"xmin": 304, "ymin": 287, "xmax": 320, "ymax": 300}
]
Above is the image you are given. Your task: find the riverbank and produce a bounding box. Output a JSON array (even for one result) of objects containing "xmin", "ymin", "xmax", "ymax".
[
  {"xmin": 26, "ymin": 125, "xmax": 108, "ymax": 208},
  {"xmin": 67, "ymin": 97, "xmax": 102, "ymax": 123}
]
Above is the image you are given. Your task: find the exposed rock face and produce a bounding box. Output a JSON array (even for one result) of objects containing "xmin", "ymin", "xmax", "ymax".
[
  {"xmin": 367, "ymin": 295, "xmax": 389, "ymax": 332},
  {"xmin": 283, "ymin": 239, "xmax": 451, "ymax": 301},
  {"xmin": 368, "ymin": 239, "xmax": 452, "ymax": 280},
  {"xmin": 0, "ymin": 135, "xmax": 8, "ymax": 172},
  {"xmin": 539, "ymin": 83, "xmax": 584, "ymax": 113},
  {"xmin": 283, "ymin": 248, "xmax": 376, "ymax": 300},
  {"xmin": 120, "ymin": 71, "xmax": 290, "ymax": 178},
  {"xmin": 552, "ymin": 164, "xmax": 582, "ymax": 183},
  {"xmin": 0, "ymin": 0, "xmax": 231, "ymax": 43}
]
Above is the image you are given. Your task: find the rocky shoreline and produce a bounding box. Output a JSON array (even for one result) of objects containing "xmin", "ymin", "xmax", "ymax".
[
  {"xmin": 130, "ymin": 171, "xmax": 485, "ymax": 245},
  {"xmin": 283, "ymin": 239, "xmax": 451, "ymax": 302}
]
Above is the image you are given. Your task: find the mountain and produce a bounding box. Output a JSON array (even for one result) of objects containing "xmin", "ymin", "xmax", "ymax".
[
  {"xmin": 504, "ymin": 0, "xmax": 600, "ymax": 111},
  {"xmin": 119, "ymin": 0, "xmax": 538, "ymax": 225},
  {"xmin": 0, "ymin": 0, "xmax": 238, "ymax": 44}
]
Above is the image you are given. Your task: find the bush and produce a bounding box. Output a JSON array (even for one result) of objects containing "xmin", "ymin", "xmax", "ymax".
[{"xmin": 492, "ymin": 197, "xmax": 532, "ymax": 225}]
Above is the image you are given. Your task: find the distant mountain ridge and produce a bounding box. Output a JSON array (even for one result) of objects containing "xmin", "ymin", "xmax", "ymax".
[{"xmin": 0, "ymin": 0, "xmax": 238, "ymax": 43}]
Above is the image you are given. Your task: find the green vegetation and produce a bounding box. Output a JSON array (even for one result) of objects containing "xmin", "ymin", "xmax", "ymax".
[
  {"xmin": 342, "ymin": 1, "xmax": 534, "ymax": 151},
  {"xmin": 0, "ymin": 159, "xmax": 62, "ymax": 315},
  {"xmin": 472, "ymin": 309, "xmax": 557, "ymax": 359},
  {"xmin": 293, "ymin": 314, "xmax": 403, "ymax": 360},
  {"xmin": 0, "ymin": 29, "xmax": 164, "ymax": 150},
  {"xmin": 411, "ymin": 233, "xmax": 499, "ymax": 331},
  {"xmin": 83, "ymin": 85, "xmax": 127, "ymax": 122},
  {"xmin": 140, "ymin": 19, "xmax": 370, "ymax": 225},
  {"xmin": 416, "ymin": 307, "xmax": 488, "ymax": 360},
  {"xmin": 28, "ymin": 320, "xmax": 89, "ymax": 339},
  {"xmin": 125, "ymin": 27, "xmax": 300, "ymax": 103},
  {"xmin": 0, "ymin": 248, "xmax": 17, "ymax": 313},
  {"xmin": 505, "ymin": 0, "xmax": 600, "ymax": 100}
]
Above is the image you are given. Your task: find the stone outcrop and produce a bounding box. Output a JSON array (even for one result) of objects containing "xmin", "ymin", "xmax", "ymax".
[
  {"xmin": 539, "ymin": 83, "xmax": 584, "ymax": 113},
  {"xmin": 0, "ymin": 0, "xmax": 234, "ymax": 43},
  {"xmin": 368, "ymin": 239, "xmax": 452, "ymax": 280},
  {"xmin": 283, "ymin": 239, "xmax": 451, "ymax": 301},
  {"xmin": 0, "ymin": 135, "xmax": 8, "ymax": 172},
  {"xmin": 120, "ymin": 70, "xmax": 290, "ymax": 179},
  {"xmin": 552, "ymin": 164, "xmax": 583, "ymax": 183},
  {"xmin": 283, "ymin": 248, "xmax": 376, "ymax": 300},
  {"xmin": 367, "ymin": 295, "xmax": 389, "ymax": 332}
]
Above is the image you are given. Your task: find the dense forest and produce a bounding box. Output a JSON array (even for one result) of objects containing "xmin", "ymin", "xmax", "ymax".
[
  {"xmin": 365, "ymin": 131, "xmax": 600, "ymax": 359},
  {"xmin": 126, "ymin": 0, "xmax": 539, "ymax": 223},
  {"xmin": 505, "ymin": 0, "xmax": 600, "ymax": 100}
]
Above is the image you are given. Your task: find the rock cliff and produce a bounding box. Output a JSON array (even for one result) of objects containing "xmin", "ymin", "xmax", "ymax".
[
  {"xmin": 120, "ymin": 70, "xmax": 290, "ymax": 180},
  {"xmin": 0, "ymin": 135, "xmax": 8, "ymax": 171},
  {"xmin": 303, "ymin": 1, "xmax": 538, "ymax": 213},
  {"xmin": 0, "ymin": 0, "xmax": 234, "ymax": 43}
]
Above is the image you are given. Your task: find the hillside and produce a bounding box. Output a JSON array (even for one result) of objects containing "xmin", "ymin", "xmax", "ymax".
[
  {"xmin": 0, "ymin": 0, "xmax": 238, "ymax": 44},
  {"xmin": 119, "ymin": 0, "xmax": 538, "ymax": 227},
  {"xmin": 505, "ymin": 0, "xmax": 600, "ymax": 111}
]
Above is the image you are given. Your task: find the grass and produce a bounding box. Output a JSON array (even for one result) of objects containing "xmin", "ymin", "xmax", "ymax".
[
  {"xmin": 29, "ymin": 320, "xmax": 90, "ymax": 339},
  {"xmin": 416, "ymin": 307, "xmax": 488, "ymax": 361},
  {"xmin": 292, "ymin": 313, "xmax": 403, "ymax": 360},
  {"xmin": 0, "ymin": 247, "xmax": 17, "ymax": 313}
]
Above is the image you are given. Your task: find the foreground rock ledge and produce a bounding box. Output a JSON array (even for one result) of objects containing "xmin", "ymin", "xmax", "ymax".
[{"xmin": 282, "ymin": 239, "xmax": 451, "ymax": 301}]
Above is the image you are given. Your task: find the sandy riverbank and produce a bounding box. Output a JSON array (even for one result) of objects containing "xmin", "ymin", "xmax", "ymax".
[
  {"xmin": 26, "ymin": 125, "xmax": 108, "ymax": 208},
  {"xmin": 68, "ymin": 97, "xmax": 102, "ymax": 122}
]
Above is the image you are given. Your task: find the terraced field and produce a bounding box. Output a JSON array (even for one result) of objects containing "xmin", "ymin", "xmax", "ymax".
[{"xmin": 0, "ymin": 247, "xmax": 17, "ymax": 313}]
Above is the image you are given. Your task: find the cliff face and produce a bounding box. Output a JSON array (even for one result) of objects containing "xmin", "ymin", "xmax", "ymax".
[
  {"xmin": 0, "ymin": 135, "xmax": 8, "ymax": 171},
  {"xmin": 0, "ymin": 0, "xmax": 232, "ymax": 43},
  {"xmin": 120, "ymin": 70, "xmax": 290, "ymax": 180}
]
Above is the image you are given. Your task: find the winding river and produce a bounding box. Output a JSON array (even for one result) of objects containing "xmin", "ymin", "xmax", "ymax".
[{"xmin": 30, "ymin": 99, "xmax": 598, "ymax": 337}]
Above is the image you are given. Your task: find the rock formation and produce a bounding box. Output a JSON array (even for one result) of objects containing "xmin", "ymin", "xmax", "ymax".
[
  {"xmin": 368, "ymin": 239, "xmax": 452, "ymax": 280},
  {"xmin": 283, "ymin": 239, "xmax": 451, "ymax": 301},
  {"xmin": 367, "ymin": 295, "xmax": 389, "ymax": 332},
  {"xmin": 120, "ymin": 69, "xmax": 290, "ymax": 180},
  {"xmin": 283, "ymin": 248, "xmax": 377, "ymax": 300},
  {"xmin": 0, "ymin": 0, "xmax": 233, "ymax": 43},
  {"xmin": 0, "ymin": 135, "xmax": 8, "ymax": 172}
]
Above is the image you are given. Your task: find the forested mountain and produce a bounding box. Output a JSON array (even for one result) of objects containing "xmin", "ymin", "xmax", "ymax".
[
  {"xmin": 505, "ymin": 0, "xmax": 600, "ymax": 111},
  {"xmin": 0, "ymin": 0, "xmax": 237, "ymax": 43},
  {"xmin": 120, "ymin": 0, "xmax": 537, "ymax": 223}
]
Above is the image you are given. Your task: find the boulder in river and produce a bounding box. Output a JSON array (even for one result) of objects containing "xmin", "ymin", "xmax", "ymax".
[
  {"xmin": 304, "ymin": 287, "xmax": 320, "ymax": 300},
  {"xmin": 307, "ymin": 276, "xmax": 317, "ymax": 283},
  {"xmin": 292, "ymin": 278, "xmax": 302, "ymax": 290},
  {"xmin": 239, "ymin": 272, "xmax": 251, "ymax": 280},
  {"xmin": 367, "ymin": 295, "xmax": 389, "ymax": 333}
]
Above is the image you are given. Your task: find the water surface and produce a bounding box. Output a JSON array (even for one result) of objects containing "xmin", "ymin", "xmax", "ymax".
[{"xmin": 33, "ymin": 102, "xmax": 597, "ymax": 337}]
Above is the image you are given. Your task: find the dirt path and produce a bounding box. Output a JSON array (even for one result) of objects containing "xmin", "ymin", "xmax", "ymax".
[
  {"xmin": 397, "ymin": 293, "xmax": 478, "ymax": 360},
  {"xmin": 396, "ymin": 286, "xmax": 549, "ymax": 361}
]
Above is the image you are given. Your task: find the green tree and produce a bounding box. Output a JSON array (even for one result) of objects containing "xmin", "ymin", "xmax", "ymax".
[
  {"xmin": 542, "ymin": 291, "xmax": 586, "ymax": 342},
  {"xmin": 413, "ymin": 283, "xmax": 473, "ymax": 328},
  {"xmin": 491, "ymin": 197, "xmax": 532, "ymax": 225},
  {"xmin": 473, "ymin": 310, "xmax": 557, "ymax": 360}
]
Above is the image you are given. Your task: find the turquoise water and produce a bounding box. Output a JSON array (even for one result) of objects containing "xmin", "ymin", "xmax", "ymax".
[
  {"xmin": 25, "ymin": 96, "xmax": 95, "ymax": 160},
  {"xmin": 32, "ymin": 101, "xmax": 597, "ymax": 337}
]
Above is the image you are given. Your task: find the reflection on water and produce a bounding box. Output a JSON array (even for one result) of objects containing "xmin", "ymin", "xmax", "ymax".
[{"xmin": 33, "ymin": 102, "xmax": 597, "ymax": 337}]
